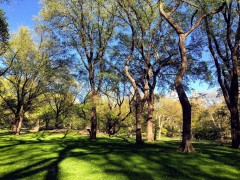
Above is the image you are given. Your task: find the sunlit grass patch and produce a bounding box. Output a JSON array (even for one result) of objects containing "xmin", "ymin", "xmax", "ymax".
[{"xmin": 0, "ymin": 133, "xmax": 239, "ymax": 180}]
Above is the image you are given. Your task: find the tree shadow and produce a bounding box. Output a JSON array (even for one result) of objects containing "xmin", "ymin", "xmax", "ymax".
[{"xmin": 0, "ymin": 136, "xmax": 239, "ymax": 180}]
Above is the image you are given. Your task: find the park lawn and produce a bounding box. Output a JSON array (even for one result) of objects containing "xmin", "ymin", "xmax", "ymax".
[{"xmin": 0, "ymin": 131, "xmax": 239, "ymax": 180}]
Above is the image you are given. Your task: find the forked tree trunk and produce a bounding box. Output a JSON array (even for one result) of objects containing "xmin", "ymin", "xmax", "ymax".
[
  {"xmin": 205, "ymin": 9, "xmax": 240, "ymax": 149},
  {"xmin": 146, "ymin": 94, "xmax": 154, "ymax": 142},
  {"xmin": 159, "ymin": 0, "xmax": 226, "ymax": 153}
]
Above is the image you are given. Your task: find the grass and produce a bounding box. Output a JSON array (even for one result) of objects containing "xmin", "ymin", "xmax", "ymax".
[{"xmin": 0, "ymin": 131, "xmax": 239, "ymax": 180}]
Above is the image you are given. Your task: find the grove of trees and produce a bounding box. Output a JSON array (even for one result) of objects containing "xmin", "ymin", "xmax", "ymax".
[{"xmin": 0, "ymin": 0, "xmax": 239, "ymax": 152}]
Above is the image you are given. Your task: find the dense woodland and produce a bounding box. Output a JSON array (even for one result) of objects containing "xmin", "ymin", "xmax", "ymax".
[{"xmin": 0, "ymin": 0, "xmax": 239, "ymax": 153}]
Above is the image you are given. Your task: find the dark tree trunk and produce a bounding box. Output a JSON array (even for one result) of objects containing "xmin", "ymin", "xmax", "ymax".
[
  {"xmin": 205, "ymin": 16, "xmax": 240, "ymax": 149},
  {"xmin": 230, "ymin": 106, "xmax": 240, "ymax": 148},
  {"xmin": 55, "ymin": 113, "xmax": 60, "ymax": 129},
  {"xmin": 175, "ymin": 35, "xmax": 195, "ymax": 153},
  {"xmin": 146, "ymin": 94, "xmax": 154, "ymax": 142},
  {"xmin": 175, "ymin": 84, "xmax": 195, "ymax": 152},
  {"xmin": 45, "ymin": 119, "xmax": 50, "ymax": 130},
  {"xmin": 135, "ymin": 90, "xmax": 143, "ymax": 145},
  {"xmin": 229, "ymin": 52, "xmax": 240, "ymax": 148},
  {"xmin": 90, "ymin": 93, "xmax": 97, "ymax": 140}
]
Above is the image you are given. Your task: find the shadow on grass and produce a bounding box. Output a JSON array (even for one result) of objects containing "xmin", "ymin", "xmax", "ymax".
[{"xmin": 0, "ymin": 134, "xmax": 239, "ymax": 180}]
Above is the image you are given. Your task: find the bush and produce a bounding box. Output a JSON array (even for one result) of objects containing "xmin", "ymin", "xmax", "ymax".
[{"xmin": 194, "ymin": 126, "xmax": 221, "ymax": 140}]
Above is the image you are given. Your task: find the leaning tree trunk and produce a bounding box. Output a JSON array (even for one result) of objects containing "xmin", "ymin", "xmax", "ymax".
[
  {"xmin": 175, "ymin": 34, "xmax": 195, "ymax": 153},
  {"xmin": 175, "ymin": 84, "xmax": 195, "ymax": 152},
  {"xmin": 146, "ymin": 94, "xmax": 154, "ymax": 142}
]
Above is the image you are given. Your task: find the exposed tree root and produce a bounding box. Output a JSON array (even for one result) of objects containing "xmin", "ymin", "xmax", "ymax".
[{"xmin": 178, "ymin": 140, "xmax": 195, "ymax": 153}]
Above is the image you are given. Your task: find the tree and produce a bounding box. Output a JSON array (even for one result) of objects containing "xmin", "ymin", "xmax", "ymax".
[
  {"xmin": 99, "ymin": 82, "xmax": 133, "ymax": 136},
  {"xmin": 116, "ymin": 0, "xmax": 177, "ymax": 143},
  {"xmin": 159, "ymin": 0, "xmax": 225, "ymax": 152},
  {"xmin": 0, "ymin": 27, "xmax": 51, "ymax": 135},
  {"xmin": 45, "ymin": 68, "xmax": 78, "ymax": 129},
  {"xmin": 40, "ymin": 0, "xmax": 117, "ymax": 140},
  {"xmin": 154, "ymin": 95, "xmax": 182, "ymax": 139},
  {"xmin": 204, "ymin": 0, "xmax": 240, "ymax": 148}
]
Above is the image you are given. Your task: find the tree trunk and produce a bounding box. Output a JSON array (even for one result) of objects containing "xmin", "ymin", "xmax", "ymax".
[
  {"xmin": 16, "ymin": 114, "xmax": 23, "ymax": 135},
  {"xmin": 146, "ymin": 95, "xmax": 154, "ymax": 142},
  {"xmin": 205, "ymin": 15, "xmax": 240, "ymax": 149},
  {"xmin": 230, "ymin": 106, "xmax": 240, "ymax": 148},
  {"xmin": 45, "ymin": 119, "xmax": 49, "ymax": 130},
  {"xmin": 12, "ymin": 114, "xmax": 19, "ymax": 134},
  {"xmin": 158, "ymin": 116, "xmax": 163, "ymax": 140},
  {"xmin": 135, "ymin": 90, "xmax": 143, "ymax": 145},
  {"xmin": 55, "ymin": 113, "xmax": 60, "ymax": 129},
  {"xmin": 90, "ymin": 93, "xmax": 97, "ymax": 140},
  {"xmin": 229, "ymin": 52, "xmax": 240, "ymax": 148},
  {"xmin": 175, "ymin": 35, "xmax": 195, "ymax": 153},
  {"xmin": 12, "ymin": 122, "xmax": 17, "ymax": 134},
  {"xmin": 154, "ymin": 124, "xmax": 157, "ymax": 141}
]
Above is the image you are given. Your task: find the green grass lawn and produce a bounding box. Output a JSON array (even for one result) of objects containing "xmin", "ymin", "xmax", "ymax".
[{"xmin": 0, "ymin": 131, "xmax": 239, "ymax": 180}]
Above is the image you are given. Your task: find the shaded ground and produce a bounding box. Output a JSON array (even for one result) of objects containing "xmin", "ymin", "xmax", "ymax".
[{"xmin": 0, "ymin": 131, "xmax": 239, "ymax": 180}]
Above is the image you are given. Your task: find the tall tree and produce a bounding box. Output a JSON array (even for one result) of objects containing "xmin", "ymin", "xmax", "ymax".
[
  {"xmin": 204, "ymin": 0, "xmax": 240, "ymax": 148},
  {"xmin": 159, "ymin": 0, "xmax": 225, "ymax": 152},
  {"xmin": 116, "ymin": 0, "xmax": 176, "ymax": 143},
  {"xmin": 0, "ymin": 27, "xmax": 51, "ymax": 135},
  {"xmin": 40, "ymin": 0, "xmax": 117, "ymax": 140}
]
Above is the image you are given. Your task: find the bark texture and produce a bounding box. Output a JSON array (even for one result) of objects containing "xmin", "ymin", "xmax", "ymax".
[{"xmin": 146, "ymin": 94, "xmax": 154, "ymax": 142}]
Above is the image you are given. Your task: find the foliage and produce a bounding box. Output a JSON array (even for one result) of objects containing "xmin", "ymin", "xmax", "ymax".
[{"xmin": 0, "ymin": 9, "xmax": 8, "ymax": 53}]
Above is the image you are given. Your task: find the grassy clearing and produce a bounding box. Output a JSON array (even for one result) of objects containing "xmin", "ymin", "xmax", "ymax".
[{"xmin": 0, "ymin": 131, "xmax": 239, "ymax": 180}]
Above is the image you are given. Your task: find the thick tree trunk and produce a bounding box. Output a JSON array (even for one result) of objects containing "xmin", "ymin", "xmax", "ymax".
[
  {"xmin": 229, "ymin": 53, "xmax": 240, "ymax": 148},
  {"xmin": 12, "ymin": 123, "xmax": 17, "ymax": 134},
  {"xmin": 16, "ymin": 114, "xmax": 23, "ymax": 135},
  {"xmin": 230, "ymin": 106, "xmax": 240, "ymax": 148},
  {"xmin": 12, "ymin": 114, "xmax": 19, "ymax": 134},
  {"xmin": 135, "ymin": 91, "xmax": 143, "ymax": 145},
  {"xmin": 175, "ymin": 35, "xmax": 195, "ymax": 153},
  {"xmin": 146, "ymin": 95, "xmax": 154, "ymax": 142},
  {"xmin": 175, "ymin": 84, "xmax": 195, "ymax": 152},
  {"xmin": 90, "ymin": 93, "xmax": 98, "ymax": 140}
]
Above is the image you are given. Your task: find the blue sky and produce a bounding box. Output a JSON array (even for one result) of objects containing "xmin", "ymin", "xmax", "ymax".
[
  {"xmin": 0, "ymin": 0, "xmax": 41, "ymax": 32},
  {"xmin": 0, "ymin": 0, "xmax": 217, "ymax": 93}
]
